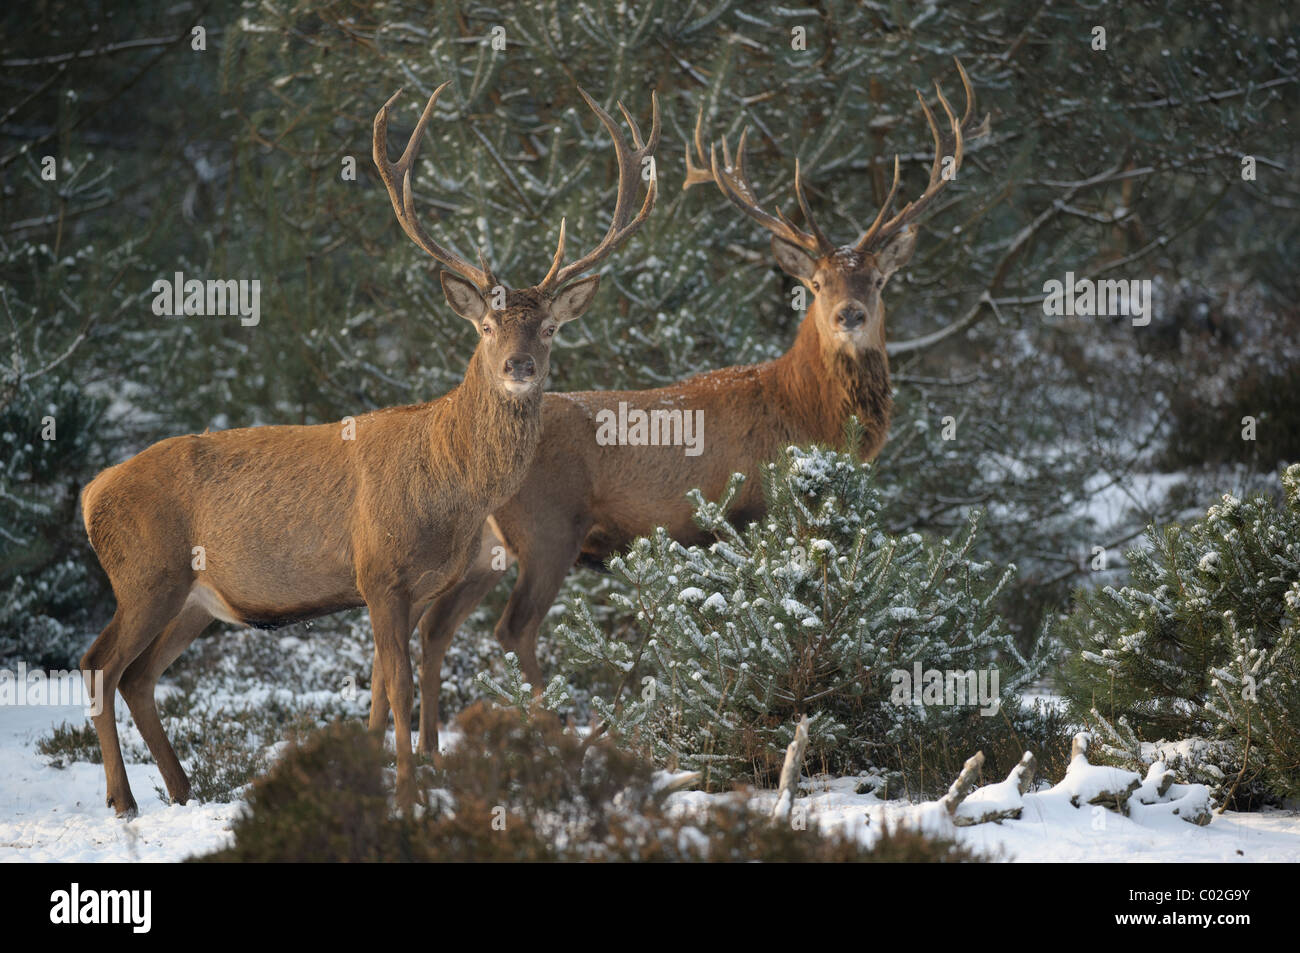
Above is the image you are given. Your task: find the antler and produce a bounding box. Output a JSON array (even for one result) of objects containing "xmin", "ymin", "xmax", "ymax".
[
  {"xmin": 535, "ymin": 88, "xmax": 660, "ymax": 295},
  {"xmin": 855, "ymin": 57, "xmax": 990, "ymax": 253},
  {"xmin": 375, "ymin": 85, "xmax": 658, "ymax": 296},
  {"xmin": 684, "ymin": 108, "xmax": 833, "ymax": 258},
  {"xmin": 685, "ymin": 58, "xmax": 989, "ymax": 258},
  {"xmin": 373, "ymin": 82, "xmax": 495, "ymax": 290}
]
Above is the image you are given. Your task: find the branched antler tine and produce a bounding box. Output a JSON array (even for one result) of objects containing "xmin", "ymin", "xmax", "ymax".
[
  {"xmin": 917, "ymin": 87, "xmax": 944, "ymax": 185},
  {"xmin": 710, "ymin": 142, "xmax": 758, "ymax": 216},
  {"xmin": 683, "ymin": 107, "xmax": 716, "ymax": 189},
  {"xmin": 643, "ymin": 91, "xmax": 662, "ymax": 155},
  {"xmin": 793, "ymin": 158, "xmax": 832, "ymax": 253},
  {"xmin": 373, "ymin": 82, "xmax": 491, "ymax": 288},
  {"xmin": 858, "ymin": 59, "xmax": 985, "ymax": 252},
  {"xmin": 707, "ymin": 141, "xmax": 821, "ymax": 255},
  {"xmin": 618, "ymin": 102, "xmax": 645, "ymax": 150},
  {"xmin": 684, "ymin": 103, "xmax": 826, "ymax": 255},
  {"xmin": 855, "ymin": 154, "xmax": 901, "ymax": 251},
  {"xmin": 774, "ymin": 206, "xmax": 805, "ymax": 235},
  {"xmin": 618, "ymin": 96, "xmax": 660, "ymax": 155},
  {"xmin": 618, "ymin": 89, "xmax": 660, "ymax": 158},
  {"xmin": 954, "ymin": 55, "xmax": 975, "ymax": 127},
  {"xmin": 397, "ymin": 85, "xmax": 440, "ymax": 169},
  {"xmin": 934, "ymin": 80, "xmax": 962, "ymax": 172},
  {"xmin": 733, "ymin": 127, "xmax": 750, "ymax": 184},
  {"xmin": 544, "ymin": 90, "xmax": 659, "ymax": 291},
  {"xmin": 683, "ymin": 151, "xmax": 713, "ymax": 188},
  {"xmin": 890, "ymin": 83, "xmax": 959, "ymax": 225},
  {"xmin": 585, "ymin": 89, "xmax": 645, "ymax": 217},
  {"xmin": 538, "ymin": 217, "xmax": 566, "ymax": 290}
]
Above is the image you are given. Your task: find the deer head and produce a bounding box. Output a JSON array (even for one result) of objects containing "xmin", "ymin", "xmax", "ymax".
[
  {"xmin": 686, "ymin": 58, "xmax": 987, "ymax": 358},
  {"xmin": 374, "ymin": 83, "xmax": 659, "ymax": 399}
]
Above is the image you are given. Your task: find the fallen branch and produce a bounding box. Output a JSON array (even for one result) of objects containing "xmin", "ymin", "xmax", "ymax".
[
  {"xmin": 943, "ymin": 737, "xmax": 1209, "ymax": 829},
  {"xmin": 1131, "ymin": 762, "xmax": 1213, "ymax": 826},
  {"xmin": 1058, "ymin": 732, "xmax": 1141, "ymax": 812},
  {"xmin": 954, "ymin": 751, "xmax": 1034, "ymax": 826}
]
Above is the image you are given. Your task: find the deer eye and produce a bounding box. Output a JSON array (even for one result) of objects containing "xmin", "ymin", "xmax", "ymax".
[
  {"xmin": 811, "ymin": 280, "xmax": 820, "ymax": 292},
  {"xmin": 541, "ymin": 325, "xmax": 556, "ymax": 338},
  {"xmin": 480, "ymin": 322, "xmax": 493, "ymax": 335},
  {"xmin": 875, "ymin": 277, "xmax": 884, "ymax": 289}
]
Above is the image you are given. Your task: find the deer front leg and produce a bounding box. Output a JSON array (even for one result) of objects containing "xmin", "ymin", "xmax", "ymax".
[
  {"xmin": 368, "ymin": 641, "xmax": 390, "ymax": 732},
  {"xmin": 365, "ymin": 588, "xmax": 416, "ymax": 811},
  {"xmin": 367, "ymin": 601, "xmax": 426, "ymax": 736}
]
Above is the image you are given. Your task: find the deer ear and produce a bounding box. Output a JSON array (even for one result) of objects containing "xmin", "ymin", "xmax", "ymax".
[
  {"xmin": 550, "ymin": 275, "xmax": 600, "ymax": 324},
  {"xmin": 771, "ymin": 236, "xmax": 816, "ymax": 280},
  {"xmin": 876, "ymin": 226, "xmax": 918, "ymax": 279},
  {"xmin": 441, "ymin": 272, "xmax": 487, "ymax": 324}
]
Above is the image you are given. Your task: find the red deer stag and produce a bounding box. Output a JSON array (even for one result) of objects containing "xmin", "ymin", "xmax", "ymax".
[
  {"xmin": 78, "ymin": 82, "xmax": 659, "ymax": 815},
  {"xmin": 372, "ymin": 60, "xmax": 987, "ymax": 755}
]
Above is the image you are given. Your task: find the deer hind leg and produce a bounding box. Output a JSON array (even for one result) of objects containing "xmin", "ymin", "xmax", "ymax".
[
  {"xmin": 117, "ymin": 601, "xmax": 212, "ymax": 805},
  {"xmin": 414, "ymin": 560, "xmax": 510, "ymax": 757},
  {"xmin": 81, "ymin": 586, "xmax": 188, "ymax": 818},
  {"xmin": 493, "ymin": 530, "xmax": 586, "ymax": 694}
]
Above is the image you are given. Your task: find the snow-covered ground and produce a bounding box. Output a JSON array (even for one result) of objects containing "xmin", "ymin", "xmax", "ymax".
[
  {"xmin": 3, "ymin": 683, "xmax": 1297, "ymax": 862},
  {"xmin": 671, "ymin": 776, "xmax": 1300, "ymax": 863},
  {"xmin": 0, "ymin": 696, "xmax": 238, "ymax": 862}
]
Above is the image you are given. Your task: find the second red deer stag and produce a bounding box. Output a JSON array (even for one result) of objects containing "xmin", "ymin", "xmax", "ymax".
[
  {"xmin": 77, "ymin": 83, "xmax": 658, "ymax": 814},
  {"xmin": 371, "ymin": 61, "xmax": 988, "ymax": 756}
]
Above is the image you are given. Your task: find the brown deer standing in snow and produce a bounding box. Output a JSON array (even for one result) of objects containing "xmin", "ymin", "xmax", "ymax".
[
  {"xmin": 372, "ymin": 61, "xmax": 989, "ymax": 755},
  {"xmin": 78, "ymin": 82, "xmax": 658, "ymax": 815}
]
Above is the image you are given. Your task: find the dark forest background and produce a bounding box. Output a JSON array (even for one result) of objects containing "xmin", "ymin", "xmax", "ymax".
[{"xmin": 3, "ymin": 0, "xmax": 1297, "ymax": 674}]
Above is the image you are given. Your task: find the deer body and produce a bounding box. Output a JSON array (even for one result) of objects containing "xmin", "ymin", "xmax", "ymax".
[
  {"xmin": 539, "ymin": 308, "xmax": 891, "ymax": 561},
  {"xmin": 79, "ymin": 294, "xmax": 550, "ymax": 818},
  {"xmin": 84, "ymin": 354, "xmax": 536, "ymax": 630},
  {"xmin": 79, "ymin": 84, "xmax": 658, "ymax": 815}
]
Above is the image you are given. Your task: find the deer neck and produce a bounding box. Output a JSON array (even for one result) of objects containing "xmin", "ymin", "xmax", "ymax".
[
  {"xmin": 428, "ymin": 348, "xmax": 544, "ymax": 508},
  {"xmin": 772, "ymin": 306, "xmax": 892, "ymax": 459}
]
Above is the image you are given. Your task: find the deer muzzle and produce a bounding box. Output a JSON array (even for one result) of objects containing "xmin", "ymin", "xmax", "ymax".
[
  {"xmin": 501, "ymin": 354, "xmax": 539, "ymax": 394},
  {"xmin": 835, "ymin": 306, "xmax": 866, "ymax": 331}
]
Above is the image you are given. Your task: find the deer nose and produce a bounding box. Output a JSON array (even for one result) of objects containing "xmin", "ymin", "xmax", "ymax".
[
  {"xmin": 503, "ymin": 354, "xmax": 536, "ymax": 380},
  {"xmin": 836, "ymin": 307, "xmax": 866, "ymax": 330}
]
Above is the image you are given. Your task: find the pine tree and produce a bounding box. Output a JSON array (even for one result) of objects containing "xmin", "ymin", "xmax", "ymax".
[
  {"xmin": 557, "ymin": 422, "xmax": 1046, "ymax": 786},
  {"xmin": 476, "ymin": 650, "xmax": 570, "ymax": 714},
  {"xmin": 0, "ymin": 369, "xmax": 104, "ymax": 668},
  {"xmin": 1058, "ymin": 464, "xmax": 1300, "ymax": 805}
]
